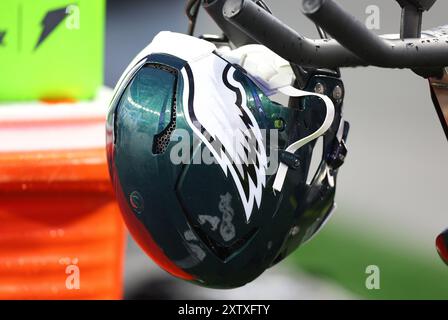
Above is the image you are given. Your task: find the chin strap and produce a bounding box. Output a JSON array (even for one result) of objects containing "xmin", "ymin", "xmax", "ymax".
[
  {"xmin": 218, "ymin": 44, "xmax": 342, "ymax": 192},
  {"xmin": 272, "ymin": 86, "xmax": 336, "ymax": 192}
]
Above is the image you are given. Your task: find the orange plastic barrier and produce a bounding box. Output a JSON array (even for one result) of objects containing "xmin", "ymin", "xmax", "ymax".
[{"xmin": 0, "ymin": 99, "xmax": 125, "ymax": 299}]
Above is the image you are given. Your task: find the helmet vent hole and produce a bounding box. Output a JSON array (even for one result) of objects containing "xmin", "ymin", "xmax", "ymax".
[
  {"xmin": 151, "ymin": 64, "xmax": 178, "ymax": 155},
  {"xmin": 153, "ymin": 103, "xmax": 177, "ymax": 154}
]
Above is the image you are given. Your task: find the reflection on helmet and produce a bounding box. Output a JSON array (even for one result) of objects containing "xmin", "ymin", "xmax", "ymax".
[{"xmin": 106, "ymin": 32, "xmax": 349, "ymax": 288}]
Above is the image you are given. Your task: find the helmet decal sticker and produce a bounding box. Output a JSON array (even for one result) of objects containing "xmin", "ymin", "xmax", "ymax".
[
  {"xmin": 198, "ymin": 215, "xmax": 220, "ymax": 231},
  {"xmin": 183, "ymin": 230, "xmax": 207, "ymax": 261},
  {"xmin": 181, "ymin": 56, "xmax": 268, "ymax": 222},
  {"xmin": 197, "ymin": 193, "xmax": 237, "ymax": 242},
  {"xmin": 218, "ymin": 193, "xmax": 236, "ymax": 242}
]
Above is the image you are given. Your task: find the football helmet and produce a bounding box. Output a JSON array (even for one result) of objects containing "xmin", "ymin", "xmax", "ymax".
[{"xmin": 106, "ymin": 32, "xmax": 349, "ymax": 288}]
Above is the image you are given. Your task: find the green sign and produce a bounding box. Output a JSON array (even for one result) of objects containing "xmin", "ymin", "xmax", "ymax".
[{"xmin": 0, "ymin": 0, "xmax": 105, "ymax": 102}]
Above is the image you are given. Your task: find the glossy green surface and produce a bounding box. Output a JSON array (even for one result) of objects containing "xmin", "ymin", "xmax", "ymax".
[{"xmin": 108, "ymin": 52, "xmax": 345, "ymax": 288}]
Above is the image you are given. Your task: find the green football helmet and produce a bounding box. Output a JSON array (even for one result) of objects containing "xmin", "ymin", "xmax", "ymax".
[{"xmin": 106, "ymin": 31, "xmax": 349, "ymax": 288}]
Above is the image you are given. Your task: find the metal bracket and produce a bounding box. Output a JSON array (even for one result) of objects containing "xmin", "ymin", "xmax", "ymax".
[{"xmin": 430, "ymin": 68, "xmax": 448, "ymax": 140}]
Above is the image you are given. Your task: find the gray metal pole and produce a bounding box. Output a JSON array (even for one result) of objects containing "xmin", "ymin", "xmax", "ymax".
[
  {"xmin": 223, "ymin": 0, "xmax": 365, "ymax": 68},
  {"xmin": 222, "ymin": 0, "xmax": 448, "ymax": 69},
  {"xmin": 302, "ymin": 0, "xmax": 448, "ymax": 68}
]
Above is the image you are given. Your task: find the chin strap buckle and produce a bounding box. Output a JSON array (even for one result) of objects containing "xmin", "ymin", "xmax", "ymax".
[
  {"xmin": 327, "ymin": 120, "xmax": 350, "ymax": 170},
  {"xmin": 279, "ymin": 150, "xmax": 301, "ymax": 170}
]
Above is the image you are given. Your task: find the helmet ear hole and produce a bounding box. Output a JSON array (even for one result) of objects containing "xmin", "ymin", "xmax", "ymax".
[{"xmin": 306, "ymin": 137, "xmax": 324, "ymax": 185}]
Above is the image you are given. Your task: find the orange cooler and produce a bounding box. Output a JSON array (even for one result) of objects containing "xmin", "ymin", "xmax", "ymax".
[{"xmin": 0, "ymin": 92, "xmax": 125, "ymax": 299}]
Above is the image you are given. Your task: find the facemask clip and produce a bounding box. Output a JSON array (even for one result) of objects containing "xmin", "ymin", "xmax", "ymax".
[
  {"xmin": 279, "ymin": 150, "xmax": 301, "ymax": 170},
  {"xmin": 327, "ymin": 120, "xmax": 350, "ymax": 170}
]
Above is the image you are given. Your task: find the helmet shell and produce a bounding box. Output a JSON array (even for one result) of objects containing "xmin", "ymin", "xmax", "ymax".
[{"xmin": 107, "ymin": 32, "xmax": 344, "ymax": 288}]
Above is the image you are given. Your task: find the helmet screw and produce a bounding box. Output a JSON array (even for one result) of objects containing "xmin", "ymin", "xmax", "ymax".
[
  {"xmin": 290, "ymin": 226, "xmax": 300, "ymax": 236},
  {"xmin": 129, "ymin": 191, "xmax": 144, "ymax": 214},
  {"xmin": 274, "ymin": 117, "xmax": 285, "ymax": 131},
  {"xmin": 293, "ymin": 158, "xmax": 300, "ymax": 168},
  {"xmin": 314, "ymin": 82, "xmax": 325, "ymax": 95},
  {"xmin": 332, "ymin": 85, "xmax": 343, "ymax": 101}
]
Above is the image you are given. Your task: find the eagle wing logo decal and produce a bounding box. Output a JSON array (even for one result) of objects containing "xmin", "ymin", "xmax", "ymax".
[{"xmin": 181, "ymin": 55, "xmax": 268, "ymax": 222}]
